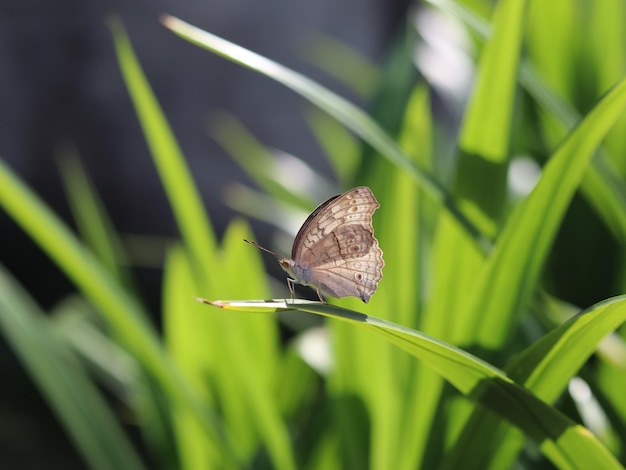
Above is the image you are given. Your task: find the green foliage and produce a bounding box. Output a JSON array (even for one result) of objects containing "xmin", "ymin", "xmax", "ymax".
[{"xmin": 2, "ymin": 1, "xmax": 626, "ymax": 469}]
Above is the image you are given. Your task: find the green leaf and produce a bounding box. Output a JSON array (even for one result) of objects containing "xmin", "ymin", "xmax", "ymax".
[
  {"xmin": 447, "ymin": 295, "xmax": 626, "ymax": 469},
  {"xmin": 0, "ymin": 157, "xmax": 237, "ymax": 465},
  {"xmin": 0, "ymin": 266, "xmax": 145, "ymax": 470},
  {"xmin": 459, "ymin": 0, "xmax": 527, "ymax": 162},
  {"xmin": 161, "ymin": 14, "xmax": 487, "ymax": 248},
  {"xmin": 0, "ymin": 158, "xmax": 151, "ymax": 363},
  {"xmin": 513, "ymin": 297, "xmax": 626, "ymax": 401},
  {"xmin": 436, "ymin": 0, "xmax": 626, "ymax": 251},
  {"xmin": 109, "ymin": 18, "xmax": 218, "ymax": 285},
  {"xmin": 520, "ymin": 65, "xmax": 626, "ymax": 246},
  {"xmin": 166, "ymin": 219, "xmax": 294, "ymax": 469},
  {"xmin": 57, "ymin": 149, "xmax": 136, "ymax": 290},
  {"xmin": 163, "ymin": 245, "xmax": 224, "ymax": 469},
  {"xmin": 375, "ymin": 85, "xmax": 438, "ymax": 469},
  {"xmin": 586, "ymin": 0, "xmax": 626, "ymax": 173},
  {"xmin": 466, "ymin": 77, "xmax": 626, "ymax": 349},
  {"xmin": 196, "ymin": 299, "xmax": 622, "ymax": 469}
]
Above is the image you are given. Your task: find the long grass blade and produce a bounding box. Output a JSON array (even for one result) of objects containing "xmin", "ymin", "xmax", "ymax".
[
  {"xmin": 161, "ymin": 14, "xmax": 488, "ymax": 248},
  {"xmin": 0, "ymin": 266, "xmax": 145, "ymax": 470},
  {"xmin": 459, "ymin": 0, "xmax": 527, "ymax": 162},
  {"xmin": 0, "ymin": 157, "xmax": 237, "ymax": 464},
  {"xmin": 57, "ymin": 149, "xmax": 136, "ymax": 290},
  {"xmin": 109, "ymin": 18, "xmax": 219, "ymax": 285},
  {"xmin": 197, "ymin": 298, "xmax": 622, "ymax": 469},
  {"xmin": 466, "ymin": 77, "xmax": 626, "ymax": 349},
  {"xmin": 447, "ymin": 296, "xmax": 626, "ymax": 469}
]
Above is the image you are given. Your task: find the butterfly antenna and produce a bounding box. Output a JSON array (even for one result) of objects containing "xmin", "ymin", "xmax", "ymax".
[{"xmin": 243, "ymin": 239, "xmax": 281, "ymax": 258}]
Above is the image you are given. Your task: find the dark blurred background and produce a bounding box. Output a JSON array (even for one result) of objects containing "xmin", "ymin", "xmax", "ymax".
[{"xmin": 0, "ymin": 0, "xmax": 409, "ymax": 466}]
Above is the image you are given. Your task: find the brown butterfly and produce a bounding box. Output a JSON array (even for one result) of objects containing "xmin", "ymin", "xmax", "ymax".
[{"xmin": 245, "ymin": 186, "xmax": 384, "ymax": 302}]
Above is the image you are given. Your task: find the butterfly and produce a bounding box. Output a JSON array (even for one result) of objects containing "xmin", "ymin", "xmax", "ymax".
[{"xmin": 245, "ymin": 186, "xmax": 384, "ymax": 302}]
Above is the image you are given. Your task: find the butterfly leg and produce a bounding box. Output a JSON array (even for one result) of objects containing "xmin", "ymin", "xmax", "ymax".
[
  {"xmin": 316, "ymin": 289, "xmax": 326, "ymax": 304},
  {"xmin": 287, "ymin": 278, "xmax": 296, "ymax": 303}
]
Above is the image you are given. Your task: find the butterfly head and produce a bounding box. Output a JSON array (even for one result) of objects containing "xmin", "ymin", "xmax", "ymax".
[
  {"xmin": 278, "ymin": 258, "xmax": 292, "ymax": 270},
  {"xmin": 278, "ymin": 257, "xmax": 298, "ymax": 278},
  {"xmin": 244, "ymin": 239, "xmax": 304, "ymax": 282}
]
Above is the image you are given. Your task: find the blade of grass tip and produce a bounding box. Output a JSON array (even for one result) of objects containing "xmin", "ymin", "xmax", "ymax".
[
  {"xmin": 204, "ymin": 298, "xmax": 505, "ymax": 388},
  {"xmin": 160, "ymin": 14, "xmax": 490, "ymax": 250},
  {"xmin": 204, "ymin": 299, "xmax": 622, "ymax": 468},
  {"xmin": 0, "ymin": 158, "xmax": 240, "ymax": 465},
  {"xmin": 0, "ymin": 266, "xmax": 145, "ymax": 470},
  {"xmin": 57, "ymin": 147, "xmax": 137, "ymax": 291},
  {"xmin": 108, "ymin": 17, "xmax": 219, "ymax": 284}
]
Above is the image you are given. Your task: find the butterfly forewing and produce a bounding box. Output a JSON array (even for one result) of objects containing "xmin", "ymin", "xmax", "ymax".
[
  {"xmin": 291, "ymin": 194, "xmax": 340, "ymax": 260},
  {"xmin": 292, "ymin": 187, "xmax": 380, "ymax": 262}
]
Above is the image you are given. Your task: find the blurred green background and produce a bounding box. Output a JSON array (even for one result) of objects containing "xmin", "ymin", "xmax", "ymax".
[{"xmin": 2, "ymin": 0, "xmax": 626, "ymax": 469}]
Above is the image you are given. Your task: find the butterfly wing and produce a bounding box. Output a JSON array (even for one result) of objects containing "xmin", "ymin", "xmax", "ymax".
[
  {"xmin": 307, "ymin": 224, "xmax": 383, "ymax": 302},
  {"xmin": 291, "ymin": 186, "xmax": 384, "ymax": 302},
  {"xmin": 291, "ymin": 193, "xmax": 340, "ymax": 260}
]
